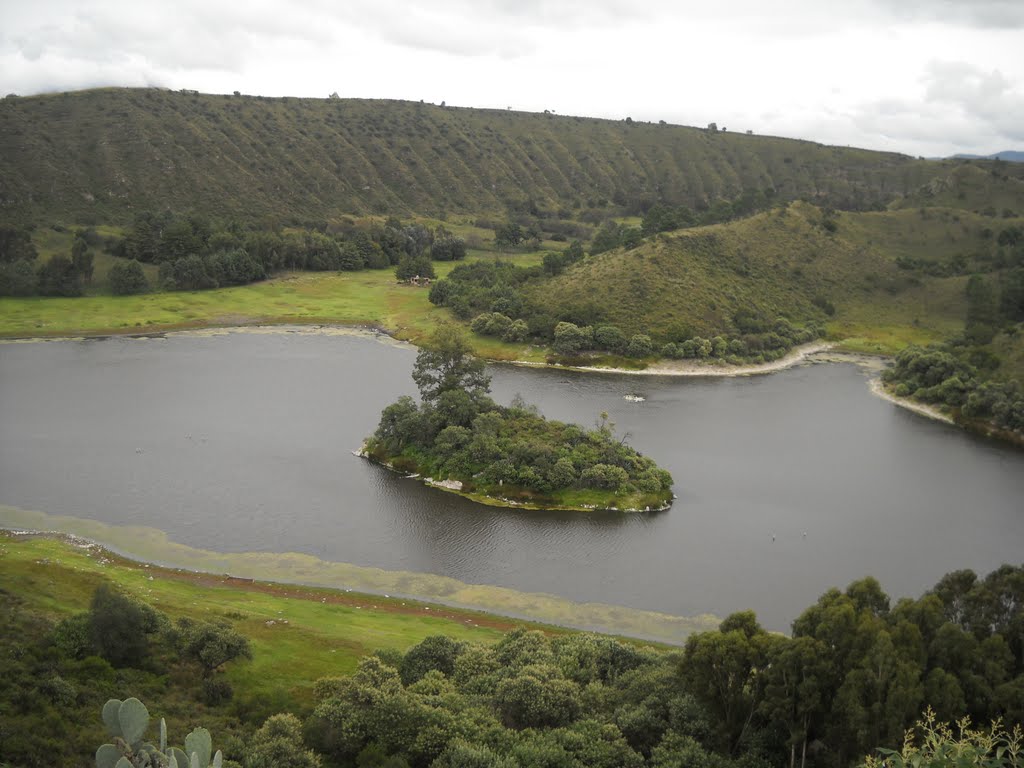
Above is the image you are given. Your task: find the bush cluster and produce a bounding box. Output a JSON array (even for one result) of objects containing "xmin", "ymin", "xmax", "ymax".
[{"xmin": 883, "ymin": 345, "xmax": 1024, "ymax": 433}]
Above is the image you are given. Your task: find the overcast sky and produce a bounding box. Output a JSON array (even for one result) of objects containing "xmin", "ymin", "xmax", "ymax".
[{"xmin": 2, "ymin": 0, "xmax": 1022, "ymax": 157}]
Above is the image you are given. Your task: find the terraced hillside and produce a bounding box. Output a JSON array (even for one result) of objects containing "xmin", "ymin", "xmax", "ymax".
[{"xmin": 0, "ymin": 88, "xmax": 1009, "ymax": 225}]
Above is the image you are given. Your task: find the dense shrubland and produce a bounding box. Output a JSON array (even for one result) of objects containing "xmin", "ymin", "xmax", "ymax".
[
  {"xmin": 122, "ymin": 213, "xmax": 464, "ymax": 292},
  {"xmin": 5, "ymin": 557, "xmax": 1022, "ymax": 768},
  {"xmin": 881, "ymin": 257, "xmax": 1024, "ymax": 439},
  {"xmin": 430, "ymin": 257, "xmax": 823, "ymax": 363},
  {"xmin": 363, "ymin": 327, "xmax": 674, "ymax": 509},
  {"xmin": 0, "ymin": 216, "xmax": 467, "ymax": 296}
]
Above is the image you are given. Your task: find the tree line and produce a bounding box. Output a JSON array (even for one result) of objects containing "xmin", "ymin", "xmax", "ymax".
[
  {"xmin": 121, "ymin": 213, "xmax": 465, "ymax": 292},
  {"xmin": 0, "ymin": 225, "xmax": 99, "ymax": 297},
  {"xmin": 0, "ymin": 215, "xmax": 468, "ymax": 297}
]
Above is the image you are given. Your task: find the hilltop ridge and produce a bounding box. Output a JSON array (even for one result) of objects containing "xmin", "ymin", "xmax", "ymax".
[{"xmin": 0, "ymin": 87, "xmax": 1007, "ymax": 225}]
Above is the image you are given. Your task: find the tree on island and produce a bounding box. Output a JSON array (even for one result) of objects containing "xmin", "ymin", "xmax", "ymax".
[
  {"xmin": 411, "ymin": 324, "xmax": 490, "ymax": 403},
  {"xmin": 364, "ymin": 326, "xmax": 674, "ymax": 509}
]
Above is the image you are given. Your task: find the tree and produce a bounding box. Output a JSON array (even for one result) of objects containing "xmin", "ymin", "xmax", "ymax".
[
  {"xmin": 395, "ymin": 254, "xmax": 435, "ymax": 281},
  {"xmin": 0, "ymin": 258, "xmax": 38, "ymax": 295},
  {"xmin": 760, "ymin": 636, "xmax": 829, "ymax": 768},
  {"xmin": 553, "ymin": 321, "xmax": 592, "ymax": 355},
  {"xmin": 494, "ymin": 222, "xmax": 524, "ymax": 249},
  {"xmin": 109, "ymin": 259, "xmax": 150, "ymax": 294},
  {"xmin": 0, "ymin": 224, "xmax": 37, "ymax": 263},
  {"xmin": 172, "ymin": 617, "xmax": 252, "ymax": 677},
  {"xmin": 89, "ymin": 583, "xmax": 160, "ymax": 667},
  {"xmin": 680, "ymin": 612, "xmax": 775, "ymax": 754},
  {"xmin": 966, "ymin": 275, "xmax": 997, "ymax": 345},
  {"xmin": 248, "ymin": 713, "xmax": 322, "ymax": 768},
  {"xmin": 411, "ymin": 325, "xmax": 491, "ymax": 403},
  {"xmin": 400, "ymin": 635, "xmax": 466, "ymax": 685},
  {"xmin": 37, "ymin": 254, "xmax": 83, "ymax": 296},
  {"xmin": 71, "ymin": 231, "xmax": 94, "ymax": 284}
]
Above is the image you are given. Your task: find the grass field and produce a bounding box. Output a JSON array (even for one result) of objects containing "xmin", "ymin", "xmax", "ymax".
[
  {"xmin": 0, "ymin": 505, "xmax": 719, "ymax": 646},
  {"xmin": 0, "ymin": 247, "xmax": 547, "ymax": 359},
  {"xmin": 6, "ymin": 201, "xmax": 1023, "ymax": 375},
  {"xmin": 0, "ymin": 532, "xmax": 527, "ymax": 706}
]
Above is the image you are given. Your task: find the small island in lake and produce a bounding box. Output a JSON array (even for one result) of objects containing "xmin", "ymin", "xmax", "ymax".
[{"xmin": 362, "ymin": 326, "xmax": 674, "ymax": 511}]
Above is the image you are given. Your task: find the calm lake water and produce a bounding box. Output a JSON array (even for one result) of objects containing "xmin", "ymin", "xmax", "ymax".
[{"xmin": 1, "ymin": 331, "xmax": 1022, "ymax": 630}]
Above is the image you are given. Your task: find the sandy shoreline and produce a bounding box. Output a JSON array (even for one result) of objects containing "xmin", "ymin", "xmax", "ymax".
[
  {"xmin": 2, "ymin": 324, "xmax": 837, "ymax": 379},
  {"xmin": 868, "ymin": 378, "xmax": 954, "ymax": 424},
  {"xmin": 510, "ymin": 341, "xmax": 838, "ymax": 377}
]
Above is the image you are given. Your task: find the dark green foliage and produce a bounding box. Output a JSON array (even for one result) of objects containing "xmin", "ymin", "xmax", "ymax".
[
  {"xmin": 106, "ymin": 211, "xmax": 453, "ymax": 293},
  {"xmin": 299, "ymin": 562, "xmax": 1023, "ymax": 768},
  {"xmin": 37, "ymin": 254, "xmax": 83, "ymax": 296},
  {"xmin": 1000, "ymin": 267, "xmax": 1024, "ymax": 321},
  {"xmin": 395, "ymin": 254, "xmax": 435, "ymax": 281},
  {"xmin": 367, "ymin": 328, "xmax": 673, "ymax": 505},
  {"xmin": 171, "ymin": 617, "xmax": 252, "ymax": 677},
  {"xmin": 430, "ymin": 227, "xmax": 467, "ymax": 262},
  {"xmin": 590, "ymin": 221, "xmax": 625, "ymax": 255},
  {"xmin": 248, "ymin": 713, "xmax": 321, "ymax": 768},
  {"xmin": 411, "ymin": 326, "xmax": 491, "ymax": 404},
  {"xmin": 88, "ymin": 584, "xmax": 159, "ymax": 668},
  {"xmin": 883, "ymin": 345, "xmax": 1024, "ymax": 433},
  {"xmin": 553, "ymin": 321, "xmax": 592, "ymax": 354},
  {"xmin": 0, "ymin": 224, "xmax": 38, "ymax": 262},
  {"xmin": 625, "ymin": 334, "xmax": 654, "ymax": 358},
  {"xmin": 494, "ymin": 222, "xmax": 524, "ymax": 249},
  {"xmin": 400, "ymin": 635, "xmax": 466, "ymax": 686},
  {"xmin": 997, "ymin": 225, "xmax": 1022, "ymax": 247},
  {"xmin": 108, "ymin": 259, "xmax": 150, "ymax": 295},
  {"xmin": 71, "ymin": 231, "xmax": 94, "ymax": 284},
  {"xmin": 0, "ymin": 257, "xmax": 38, "ymax": 295},
  {"xmin": 429, "ymin": 260, "xmax": 534, "ymax": 323},
  {"xmin": 966, "ymin": 275, "xmax": 998, "ymax": 344}
]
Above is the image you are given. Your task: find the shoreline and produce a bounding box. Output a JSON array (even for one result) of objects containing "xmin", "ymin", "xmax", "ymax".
[
  {"xmin": 867, "ymin": 378, "xmax": 955, "ymax": 424},
  {"xmin": 3, "ymin": 324, "xmax": 842, "ymax": 381},
  {"xmin": 0, "ymin": 505, "xmax": 717, "ymax": 643},
  {"xmin": 358, "ymin": 450, "xmax": 674, "ymax": 514},
  {"xmin": 510, "ymin": 341, "xmax": 838, "ymax": 377}
]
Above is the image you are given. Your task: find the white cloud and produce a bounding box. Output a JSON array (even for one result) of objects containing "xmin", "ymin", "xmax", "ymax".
[{"xmin": 0, "ymin": 0, "xmax": 1022, "ymax": 155}]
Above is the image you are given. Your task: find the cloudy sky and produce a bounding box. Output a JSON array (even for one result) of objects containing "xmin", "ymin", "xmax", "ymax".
[{"xmin": 2, "ymin": 0, "xmax": 1022, "ymax": 157}]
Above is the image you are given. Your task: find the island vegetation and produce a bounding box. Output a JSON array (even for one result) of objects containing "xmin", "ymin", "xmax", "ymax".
[
  {"xmin": 1, "ymin": 533, "xmax": 1022, "ymax": 768},
  {"xmin": 362, "ymin": 326, "xmax": 674, "ymax": 511}
]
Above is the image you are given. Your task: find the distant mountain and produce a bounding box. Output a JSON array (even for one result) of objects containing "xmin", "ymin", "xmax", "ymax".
[
  {"xmin": 951, "ymin": 151, "xmax": 1024, "ymax": 162},
  {"xmin": 1, "ymin": 87, "xmax": 1009, "ymax": 225}
]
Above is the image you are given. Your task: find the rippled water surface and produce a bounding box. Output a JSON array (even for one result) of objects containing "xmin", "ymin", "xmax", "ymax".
[{"xmin": 1, "ymin": 332, "xmax": 1022, "ymax": 630}]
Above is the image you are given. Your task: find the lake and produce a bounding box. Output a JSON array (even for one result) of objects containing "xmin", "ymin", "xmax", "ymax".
[{"xmin": 1, "ymin": 329, "xmax": 1021, "ymax": 631}]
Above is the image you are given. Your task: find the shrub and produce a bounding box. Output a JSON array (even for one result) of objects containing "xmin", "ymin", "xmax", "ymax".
[{"xmin": 109, "ymin": 259, "xmax": 150, "ymax": 295}]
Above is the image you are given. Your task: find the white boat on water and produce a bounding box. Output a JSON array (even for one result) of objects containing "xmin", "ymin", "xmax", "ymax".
[{"xmin": 623, "ymin": 394, "xmax": 645, "ymax": 402}]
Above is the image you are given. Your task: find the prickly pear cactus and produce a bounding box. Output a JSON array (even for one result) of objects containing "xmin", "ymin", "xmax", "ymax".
[{"xmin": 96, "ymin": 698, "xmax": 221, "ymax": 768}]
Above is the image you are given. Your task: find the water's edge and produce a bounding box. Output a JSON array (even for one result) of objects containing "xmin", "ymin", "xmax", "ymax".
[{"xmin": 0, "ymin": 504, "xmax": 718, "ymax": 644}]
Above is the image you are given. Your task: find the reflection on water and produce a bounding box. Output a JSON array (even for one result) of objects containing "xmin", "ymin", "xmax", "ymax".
[{"xmin": 1, "ymin": 331, "xmax": 1022, "ymax": 631}]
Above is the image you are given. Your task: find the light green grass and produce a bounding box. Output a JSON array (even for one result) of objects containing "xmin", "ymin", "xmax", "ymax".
[
  {"xmin": 0, "ymin": 532, "xmax": 510, "ymax": 707},
  {"xmin": 0, "ymin": 250, "xmax": 547, "ymax": 360},
  {"xmin": 0, "ymin": 505, "xmax": 721, "ymax": 647}
]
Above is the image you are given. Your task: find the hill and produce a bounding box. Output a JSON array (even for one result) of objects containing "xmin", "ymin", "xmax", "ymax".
[
  {"xmin": 952, "ymin": 151, "xmax": 1024, "ymax": 162},
  {"xmin": 526, "ymin": 202, "xmax": 996, "ymax": 348},
  {"xmin": 0, "ymin": 87, "xmax": 1012, "ymax": 225}
]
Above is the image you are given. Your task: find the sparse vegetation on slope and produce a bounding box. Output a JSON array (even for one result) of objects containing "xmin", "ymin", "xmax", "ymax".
[{"xmin": 3, "ymin": 88, "xmax": 1012, "ymax": 225}]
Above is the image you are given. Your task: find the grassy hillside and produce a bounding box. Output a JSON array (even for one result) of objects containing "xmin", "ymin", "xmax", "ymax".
[
  {"xmin": 527, "ymin": 202, "xmax": 994, "ymax": 351},
  {"xmin": 891, "ymin": 162, "xmax": 1024, "ymax": 215},
  {"xmin": 0, "ymin": 88, "xmax": 1007, "ymax": 225}
]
